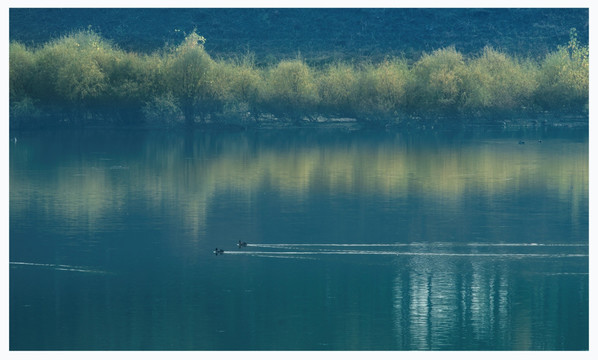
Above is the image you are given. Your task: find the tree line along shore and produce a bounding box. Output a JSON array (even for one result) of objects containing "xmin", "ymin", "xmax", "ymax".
[{"xmin": 9, "ymin": 30, "xmax": 588, "ymax": 128}]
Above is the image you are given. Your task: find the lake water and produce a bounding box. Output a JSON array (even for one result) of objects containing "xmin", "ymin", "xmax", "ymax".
[{"xmin": 9, "ymin": 125, "xmax": 588, "ymax": 350}]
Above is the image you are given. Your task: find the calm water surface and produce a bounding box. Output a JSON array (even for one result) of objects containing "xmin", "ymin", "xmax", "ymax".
[{"xmin": 10, "ymin": 126, "xmax": 588, "ymax": 350}]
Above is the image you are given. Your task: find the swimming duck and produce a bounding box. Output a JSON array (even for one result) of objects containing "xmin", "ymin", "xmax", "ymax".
[
  {"xmin": 213, "ymin": 248, "xmax": 224, "ymax": 255},
  {"xmin": 518, "ymin": 140, "xmax": 525, "ymax": 145},
  {"xmin": 237, "ymin": 241, "xmax": 248, "ymax": 248}
]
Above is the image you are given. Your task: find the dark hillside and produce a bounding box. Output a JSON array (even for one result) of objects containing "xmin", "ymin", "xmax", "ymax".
[{"xmin": 10, "ymin": 8, "xmax": 588, "ymax": 64}]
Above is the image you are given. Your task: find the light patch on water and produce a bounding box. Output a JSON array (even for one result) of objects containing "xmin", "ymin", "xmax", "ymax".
[
  {"xmin": 220, "ymin": 250, "xmax": 587, "ymax": 258},
  {"xmin": 10, "ymin": 261, "xmax": 110, "ymax": 275},
  {"xmin": 248, "ymin": 242, "xmax": 587, "ymax": 248}
]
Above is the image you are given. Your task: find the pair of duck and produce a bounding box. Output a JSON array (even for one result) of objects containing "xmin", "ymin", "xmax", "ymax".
[
  {"xmin": 519, "ymin": 140, "xmax": 542, "ymax": 145},
  {"xmin": 213, "ymin": 241, "xmax": 248, "ymax": 255}
]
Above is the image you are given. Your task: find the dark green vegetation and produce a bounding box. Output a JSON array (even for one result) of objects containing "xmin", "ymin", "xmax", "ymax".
[
  {"xmin": 10, "ymin": 28, "xmax": 588, "ymax": 128},
  {"xmin": 10, "ymin": 9, "xmax": 588, "ymax": 63}
]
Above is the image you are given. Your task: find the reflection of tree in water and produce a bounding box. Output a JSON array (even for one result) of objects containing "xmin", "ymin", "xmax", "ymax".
[
  {"xmin": 10, "ymin": 129, "xmax": 587, "ymax": 239},
  {"xmin": 9, "ymin": 128, "xmax": 589, "ymax": 350},
  {"xmin": 392, "ymin": 256, "xmax": 587, "ymax": 349}
]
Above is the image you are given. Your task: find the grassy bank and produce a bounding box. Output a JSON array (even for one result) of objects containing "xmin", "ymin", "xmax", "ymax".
[{"xmin": 9, "ymin": 30, "xmax": 588, "ymax": 128}]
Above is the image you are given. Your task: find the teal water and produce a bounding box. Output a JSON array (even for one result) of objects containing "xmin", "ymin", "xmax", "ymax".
[{"xmin": 9, "ymin": 126, "xmax": 588, "ymax": 350}]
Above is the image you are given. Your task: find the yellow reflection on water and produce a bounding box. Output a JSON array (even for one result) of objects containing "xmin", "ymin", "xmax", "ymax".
[{"xmin": 10, "ymin": 132, "xmax": 588, "ymax": 238}]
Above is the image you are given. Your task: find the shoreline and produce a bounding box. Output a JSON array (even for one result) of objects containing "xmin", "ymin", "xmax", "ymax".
[{"xmin": 10, "ymin": 110, "xmax": 589, "ymax": 132}]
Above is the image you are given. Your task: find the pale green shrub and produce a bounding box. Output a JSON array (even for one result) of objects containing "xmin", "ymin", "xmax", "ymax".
[
  {"xmin": 535, "ymin": 28, "xmax": 588, "ymax": 109},
  {"xmin": 8, "ymin": 29, "xmax": 589, "ymax": 126},
  {"xmin": 463, "ymin": 47, "xmax": 538, "ymax": 111},
  {"xmin": 34, "ymin": 31, "xmax": 108, "ymax": 104},
  {"xmin": 355, "ymin": 59, "xmax": 411, "ymax": 115},
  {"xmin": 261, "ymin": 59, "xmax": 319, "ymax": 117},
  {"xmin": 318, "ymin": 62, "xmax": 359, "ymax": 114},
  {"xmin": 9, "ymin": 42, "xmax": 36, "ymax": 101},
  {"xmin": 163, "ymin": 32, "xmax": 215, "ymax": 121},
  {"xmin": 409, "ymin": 47, "xmax": 467, "ymax": 112}
]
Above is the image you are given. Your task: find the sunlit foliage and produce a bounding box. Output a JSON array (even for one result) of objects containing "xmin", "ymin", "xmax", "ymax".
[
  {"xmin": 261, "ymin": 59, "xmax": 320, "ymax": 119},
  {"xmin": 407, "ymin": 47, "xmax": 468, "ymax": 113},
  {"xmin": 318, "ymin": 62, "xmax": 359, "ymax": 115},
  {"xmin": 9, "ymin": 29, "xmax": 588, "ymax": 127},
  {"xmin": 463, "ymin": 47, "xmax": 538, "ymax": 112},
  {"xmin": 34, "ymin": 30, "xmax": 109, "ymax": 104},
  {"xmin": 355, "ymin": 59, "xmax": 411, "ymax": 117},
  {"xmin": 535, "ymin": 28, "xmax": 589, "ymax": 110}
]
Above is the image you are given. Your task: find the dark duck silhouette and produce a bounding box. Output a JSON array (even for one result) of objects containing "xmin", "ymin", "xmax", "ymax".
[
  {"xmin": 213, "ymin": 248, "xmax": 224, "ymax": 255},
  {"xmin": 237, "ymin": 241, "xmax": 248, "ymax": 248}
]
